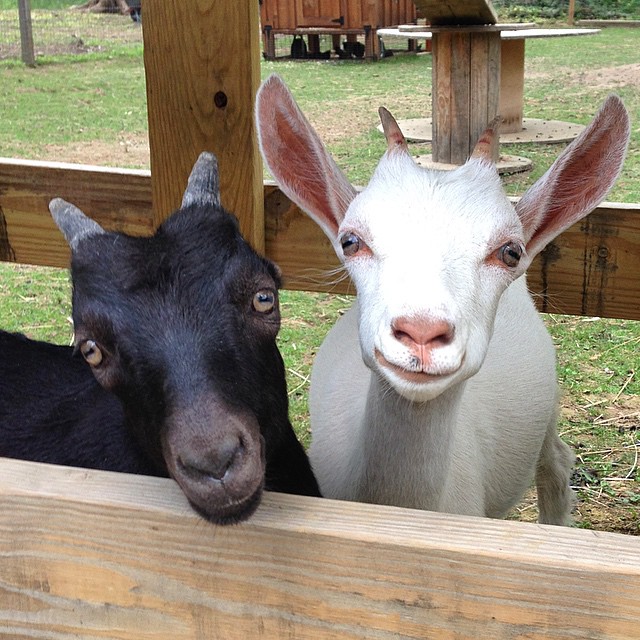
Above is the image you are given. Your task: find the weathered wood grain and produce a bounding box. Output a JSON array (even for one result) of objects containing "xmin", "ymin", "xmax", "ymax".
[
  {"xmin": 528, "ymin": 202, "xmax": 640, "ymax": 320},
  {"xmin": 432, "ymin": 32, "xmax": 453, "ymax": 163},
  {"xmin": 449, "ymin": 32, "xmax": 472, "ymax": 165},
  {"xmin": 0, "ymin": 162, "xmax": 638, "ymax": 321},
  {"xmin": 413, "ymin": 0, "xmax": 498, "ymax": 25},
  {"xmin": 432, "ymin": 29, "xmax": 501, "ymax": 165},
  {"xmin": 0, "ymin": 457, "xmax": 639, "ymax": 640},
  {"xmin": 0, "ymin": 158, "xmax": 153, "ymax": 268},
  {"xmin": 470, "ymin": 32, "xmax": 501, "ymax": 159},
  {"xmin": 499, "ymin": 38, "xmax": 526, "ymax": 133},
  {"xmin": 143, "ymin": 0, "xmax": 264, "ymax": 250}
]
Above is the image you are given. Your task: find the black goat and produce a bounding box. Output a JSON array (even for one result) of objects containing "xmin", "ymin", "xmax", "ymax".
[{"xmin": 0, "ymin": 152, "xmax": 320, "ymax": 523}]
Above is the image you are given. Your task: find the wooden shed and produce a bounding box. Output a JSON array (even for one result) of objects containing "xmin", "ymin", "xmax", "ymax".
[{"xmin": 260, "ymin": 0, "xmax": 417, "ymax": 59}]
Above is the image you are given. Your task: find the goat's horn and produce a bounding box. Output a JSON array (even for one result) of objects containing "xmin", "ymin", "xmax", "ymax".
[
  {"xmin": 182, "ymin": 151, "xmax": 221, "ymax": 209},
  {"xmin": 379, "ymin": 107, "xmax": 409, "ymax": 155},
  {"xmin": 471, "ymin": 116, "xmax": 502, "ymax": 163},
  {"xmin": 49, "ymin": 198, "xmax": 106, "ymax": 251}
]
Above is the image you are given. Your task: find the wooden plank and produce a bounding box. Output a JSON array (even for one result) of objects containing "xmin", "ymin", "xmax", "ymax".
[
  {"xmin": 264, "ymin": 183, "xmax": 352, "ymax": 294},
  {"xmin": 281, "ymin": 0, "xmax": 295, "ymax": 30},
  {"xmin": 499, "ymin": 38, "xmax": 525, "ymax": 133},
  {"xmin": 527, "ymin": 202, "xmax": 640, "ymax": 320},
  {"xmin": 142, "ymin": 0, "xmax": 264, "ymax": 251},
  {"xmin": 1, "ymin": 457, "xmax": 639, "ymax": 639},
  {"xmin": 431, "ymin": 32, "xmax": 453, "ymax": 163},
  {"xmin": 449, "ymin": 32, "xmax": 471, "ymax": 165},
  {"xmin": 1, "ymin": 162, "xmax": 639, "ymax": 321},
  {"xmin": 469, "ymin": 32, "xmax": 500, "ymax": 160},
  {"xmin": 295, "ymin": 0, "xmax": 342, "ymax": 27},
  {"xmin": 344, "ymin": 0, "xmax": 363, "ymax": 28},
  {"xmin": 0, "ymin": 158, "xmax": 153, "ymax": 268},
  {"xmin": 412, "ymin": 0, "xmax": 498, "ymax": 25},
  {"xmin": 487, "ymin": 29, "xmax": 501, "ymax": 136}
]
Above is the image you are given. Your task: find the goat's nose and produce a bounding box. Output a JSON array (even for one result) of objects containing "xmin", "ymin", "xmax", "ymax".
[
  {"xmin": 392, "ymin": 316, "xmax": 454, "ymax": 360},
  {"xmin": 181, "ymin": 433, "xmax": 244, "ymax": 482}
]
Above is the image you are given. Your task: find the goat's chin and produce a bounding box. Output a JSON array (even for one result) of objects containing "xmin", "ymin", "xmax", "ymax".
[
  {"xmin": 186, "ymin": 481, "xmax": 265, "ymax": 525},
  {"xmin": 170, "ymin": 463, "xmax": 266, "ymax": 525},
  {"xmin": 387, "ymin": 374, "xmax": 459, "ymax": 403},
  {"xmin": 373, "ymin": 352, "xmax": 469, "ymax": 402}
]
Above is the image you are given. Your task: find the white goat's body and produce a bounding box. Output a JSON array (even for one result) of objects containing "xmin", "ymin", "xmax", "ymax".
[{"xmin": 309, "ymin": 277, "xmax": 571, "ymax": 518}]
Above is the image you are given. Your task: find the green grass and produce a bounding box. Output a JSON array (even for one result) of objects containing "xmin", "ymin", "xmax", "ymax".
[
  {"xmin": 0, "ymin": 0, "xmax": 77, "ymax": 8},
  {"xmin": 0, "ymin": 18, "xmax": 639, "ymax": 532},
  {"xmin": 1, "ymin": 55, "xmax": 145, "ymax": 154},
  {"xmin": 493, "ymin": 0, "xmax": 640, "ymax": 21},
  {"xmin": 0, "ymin": 263, "xmax": 71, "ymax": 343}
]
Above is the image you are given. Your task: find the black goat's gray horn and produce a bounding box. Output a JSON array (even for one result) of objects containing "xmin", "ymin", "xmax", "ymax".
[
  {"xmin": 181, "ymin": 151, "xmax": 221, "ymax": 209},
  {"xmin": 49, "ymin": 198, "xmax": 106, "ymax": 251}
]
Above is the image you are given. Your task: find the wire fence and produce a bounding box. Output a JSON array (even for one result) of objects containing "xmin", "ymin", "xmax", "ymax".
[{"xmin": 0, "ymin": 1, "xmax": 141, "ymax": 62}]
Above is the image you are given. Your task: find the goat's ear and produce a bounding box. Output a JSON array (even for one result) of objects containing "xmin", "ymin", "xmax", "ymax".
[
  {"xmin": 256, "ymin": 74, "xmax": 357, "ymax": 248},
  {"xmin": 182, "ymin": 151, "xmax": 221, "ymax": 209},
  {"xmin": 49, "ymin": 198, "xmax": 106, "ymax": 251},
  {"xmin": 516, "ymin": 95, "xmax": 630, "ymax": 261}
]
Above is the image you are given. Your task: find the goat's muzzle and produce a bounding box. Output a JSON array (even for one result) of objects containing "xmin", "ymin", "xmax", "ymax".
[{"xmin": 162, "ymin": 394, "xmax": 265, "ymax": 524}]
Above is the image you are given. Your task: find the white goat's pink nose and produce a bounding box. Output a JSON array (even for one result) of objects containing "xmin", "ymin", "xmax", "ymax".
[{"xmin": 392, "ymin": 317, "xmax": 454, "ymax": 365}]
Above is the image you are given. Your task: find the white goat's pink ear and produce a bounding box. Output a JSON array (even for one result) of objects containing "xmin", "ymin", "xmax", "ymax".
[
  {"xmin": 255, "ymin": 74, "xmax": 357, "ymax": 244},
  {"xmin": 516, "ymin": 95, "xmax": 630, "ymax": 260}
]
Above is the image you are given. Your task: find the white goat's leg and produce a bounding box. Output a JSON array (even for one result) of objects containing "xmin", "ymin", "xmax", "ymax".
[{"xmin": 535, "ymin": 415, "xmax": 575, "ymax": 525}]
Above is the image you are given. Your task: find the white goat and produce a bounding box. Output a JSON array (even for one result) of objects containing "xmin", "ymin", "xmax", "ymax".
[{"xmin": 256, "ymin": 75, "xmax": 630, "ymax": 524}]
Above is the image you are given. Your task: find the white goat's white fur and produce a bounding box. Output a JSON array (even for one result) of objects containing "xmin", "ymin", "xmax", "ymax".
[{"xmin": 256, "ymin": 75, "xmax": 630, "ymax": 525}]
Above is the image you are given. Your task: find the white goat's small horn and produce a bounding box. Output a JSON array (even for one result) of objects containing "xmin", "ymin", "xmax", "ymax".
[
  {"xmin": 471, "ymin": 116, "xmax": 502, "ymax": 163},
  {"xmin": 379, "ymin": 107, "xmax": 409, "ymax": 155},
  {"xmin": 182, "ymin": 151, "xmax": 221, "ymax": 209}
]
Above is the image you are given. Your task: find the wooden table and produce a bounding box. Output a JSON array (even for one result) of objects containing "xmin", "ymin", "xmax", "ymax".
[{"xmin": 378, "ymin": 27, "xmax": 601, "ymax": 150}]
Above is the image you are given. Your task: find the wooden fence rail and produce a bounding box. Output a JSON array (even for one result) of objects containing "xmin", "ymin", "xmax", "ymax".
[
  {"xmin": 1, "ymin": 457, "xmax": 640, "ymax": 640},
  {"xmin": 1, "ymin": 158, "xmax": 639, "ymax": 321}
]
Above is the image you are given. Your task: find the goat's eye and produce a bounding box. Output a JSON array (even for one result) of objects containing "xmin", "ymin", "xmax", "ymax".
[
  {"xmin": 340, "ymin": 233, "xmax": 362, "ymax": 257},
  {"xmin": 80, "ymin": 340, "xmax": 103, "ymax": 366},
  {"xmin": 253, "ymin": 289, "xmax": 276, "ymax": 314},
  {"xmin": 498, "ymin": 242, "xmax": 523, "ymax": 268}
]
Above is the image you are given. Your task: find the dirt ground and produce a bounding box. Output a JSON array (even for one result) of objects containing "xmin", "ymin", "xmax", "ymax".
[
  {"xmin": 512, "ymin": 393, "xmax": 640, "ymax": 535},
  {"xmin": 574, "ymin": 62, "xmax": 640, "ymax": 88},
  {"xmin": 39, "ymin": 133, "xmax": 151, "ymax": 169}
]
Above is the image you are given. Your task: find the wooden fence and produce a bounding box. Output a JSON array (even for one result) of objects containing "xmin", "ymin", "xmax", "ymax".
[{"xmin": 1, "ymin": 1, "xmax": 640, "ymax": 638}]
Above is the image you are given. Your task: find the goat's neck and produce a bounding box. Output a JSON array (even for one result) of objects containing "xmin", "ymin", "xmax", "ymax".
[{"xmin": 355, "ymin": 372, "xmax": 466, "ymax": 510}]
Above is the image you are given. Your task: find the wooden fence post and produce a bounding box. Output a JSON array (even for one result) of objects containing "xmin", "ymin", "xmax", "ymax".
[
  {"xmin": 142, "ymin": 0, "xmax": 264, "ymax": 251},
  {"xmin": 432, "ymin": 29, "xmax": 501, "ymax": 165},
  {"xmin": 17, "ymin": 0, "xmax": 35, "ymax": 67}
]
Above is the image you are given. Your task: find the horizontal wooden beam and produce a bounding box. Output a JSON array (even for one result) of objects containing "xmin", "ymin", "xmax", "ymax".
[
  {"xmin": 0, "ymin": 158, "xmax": 154, "ymax": 267},
  {"xmin": 1, "ymin": 159, "xmax": 639, "ymax": 320},
  {"xmin": 0, "ymin": 457, "xmax": 639, "ymax": 639}
]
